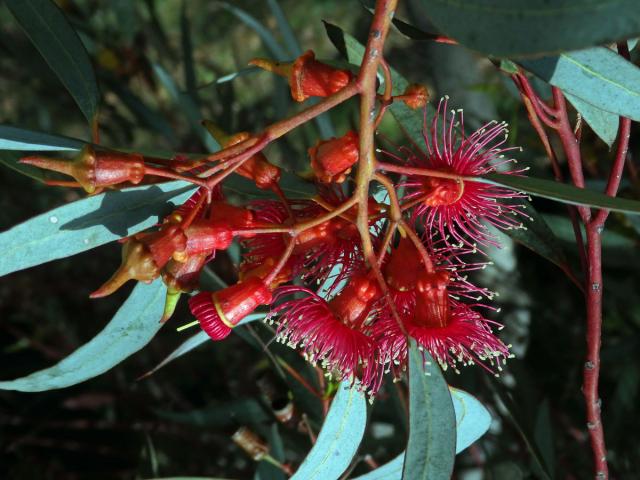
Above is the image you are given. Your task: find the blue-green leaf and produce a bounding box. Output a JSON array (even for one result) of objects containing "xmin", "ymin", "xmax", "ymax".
[
  {"xmin": 292, "ymin": 383, "xmax": 367, "ymax": 480},
  {"xmin": 481, "ymin": 173, "xmax": 640, "ymax": 215},
  {"xmin": 414, "ymin": 0, "xmax": 640, "ymax": 58},
  {"xmin": 353, "ymin": 388, "xmax": 492, "ymax": 479},
  {"xmin": 403, "ymin": 342, "xmax": 455, "ymax": 480},
  {"xmin": 0, "ymin": 125, "xmax": 85, "ymax": 151},
  {"xmin": 0, "ymin": 280, "xmax": 166, "ymax": 392},
  {"xmin": 520, "ymin": 48, "xmax": 640, "ymax": 122},
  {"xmin": 5, "ymin": 0, "xmax": 100, "ymax": 123},
  {"xmin": 0, "ymin": 181, "xmax": 196, "ymax": 277},
  {"xmin": 153, "ymin": 64, "xmax": 220, "ymax": 152},
  {"xmin": 565, "ymin": 93, "xmax": 619, "ymax": 147},
  {"xmin": 266, "ymin": 0, "xmax": 302, "ymax": 57}
]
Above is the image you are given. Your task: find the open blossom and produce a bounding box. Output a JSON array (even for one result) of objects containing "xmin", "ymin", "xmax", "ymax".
[
  {"xmin": 374, "ymin": 237, "xmax": 511, "ymax": 375},
  {"xmin": 268, "ymin": 274, "xmax": 384, "ymax": 394},
  {"xmin": 396, "ymin": 97, "xmax": 527, "ymax": 249}
]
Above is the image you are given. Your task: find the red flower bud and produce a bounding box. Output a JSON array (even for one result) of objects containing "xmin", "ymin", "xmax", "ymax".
[
  {"xmin": 160, "ymin": 253, "xmax": 209, "ymax": 322},
  {"xmin": 414, "ymin": 270, "xmax": 451, "ymax": 328},
  {"xmin": 401, "ymin": 83, "xmax": 430, "ymax": 110},
  {"xmin": 250, "ymin": 50, "xmax": 353, "ymax": 102},
  {"xmin": 189, "ymin": 278, "xmax": 272, "ymax": 340},
  {"xmin": 209, "ymin": 202, "xmax": 261, "ymax": 236},
  {"xmin": 239, "ymin": 256, "xmax": 294, "ymax": 289},
  {"xmin": 328, "ymin": 274, "xmax": 381, "ymax": 326},
  {"xmin": 182, "ymin": 220, "xmax": 234, "ymax": 256},
  {"xmin": 420, "ymin": 176, "xmax": 465, "ymax": 207},
  {"xmin": 384, "ymin": 237, "xmax": 421, "ymax": 292},
  {"xmin": 308, "ymin": 130, "xmax": 359, "ymax": 184},
  {"xmin": 21, "ymin": 145, "xmax": 146, "ymax": 193}
]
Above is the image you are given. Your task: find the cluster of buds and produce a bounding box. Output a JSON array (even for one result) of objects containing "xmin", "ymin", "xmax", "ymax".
[{"xmin": 25, "ymin": 48, "xmax": 526, "ymax": 397}]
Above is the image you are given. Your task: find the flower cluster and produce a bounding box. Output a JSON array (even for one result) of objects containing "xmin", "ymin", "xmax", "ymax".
[{"xmin": 24, "ymin": 50, "xmax": 524, "ymax": 397}]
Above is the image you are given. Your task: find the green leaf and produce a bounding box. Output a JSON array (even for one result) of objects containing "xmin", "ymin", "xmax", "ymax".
[
  {"xmin": 157, "ymin": 398, "xmax": 270, "ymax": 428},
  {"xmin": 565, "ymin": 93, "xmax": 619, "ymax": 147},
  {"xmin": 403, "ymin": 342, "xmax": 455, "ymax": 480},
  {"xmin": 180, "ymin": 0, "xmax": 198, "ymax": 98},
  {"xmin": 5, "ymin": 0, "xmax": 100, "ymax": 123},
  {"xmin": 520, "ymin": 48, "xmax": 640, "ymax": 121},
  {"xmin": 266, "ymin": 0, "xmax": 302, "ymax": 57},
  {"xmin": 0, "ymin": 125, "xmax": 85, "ymax": 151},
  {"xmin": 153, "ymin": 64, "xmax": 220, "ymax": 152},
  {"xmin": 481, "ymin": 173, "xmax": 640, "ymax": 214},
  {"xmin": 353, "ymin": 388, "xmax": 492, "ymax": 479},
  {"xmin": 291, "ymin": 383, "xmax": 367, "ymax": 480},
  {"xmin": 0, "ymin": 181, "xmax": 196, "ymax": 277},
  {"xmin": 0, "ymin": 280, "xmax": 166, "ymax": 392},
  {"xmin": 413, "ymin": 0, "xmax": 640, "ymax": 58},
  {"xmin": 503, "ymin": 200, "xmax": 569, "ymax": 271},
  {"xmin": 323, "ymin": 21, "xmax": 431, "ymax": 148}
]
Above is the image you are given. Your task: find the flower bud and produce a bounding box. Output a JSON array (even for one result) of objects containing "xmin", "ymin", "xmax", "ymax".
[
  {"xmin": 239, "ymin": 256, "xmax": 294, "ymax": 289},
  {"xmin": 308, "ymin": 131, "xmax": 359, "ymax": 184},
  {"xmin": 401, "ymin": 83, "xmax": 430, "ymax": 110},
  {"xmin": 250, "ymin": 50, "xmax": 353, "ymax": 102},
  {"xmin": 384, "ymin": 237, "xmax": 420, "ymax": 292},
  {"xmin": 414, "ymin": 270, "xmax": 451, "ymax": 328},
  {"xmin": 160, "ymin": 254, "xmax": 209, "ymax": 322},
  {"xmin": 182, "ymin": 220, "xmax": 234, "ymax": 257},
  {"xmin": 202, "ymin": 123, "xmax": 281, "ymax": 190},
  {"xmin": 328, "ymin": 274, "xmax": 381, "ymax": 326},
  {"xmin": 188, "ymin": 278, "xmax": 272, "ymax": 340},
  {"xmin": 21, "ymin": 145, "xmax": 146, "ymax": 193},
  {"xmin": 209, "ymin": 202, "xmax": 262, "ymax": 237}
]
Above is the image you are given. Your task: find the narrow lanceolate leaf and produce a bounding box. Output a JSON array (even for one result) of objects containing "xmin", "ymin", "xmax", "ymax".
[
  {"xmin": 5, "ymin": 0, "xmax": 100, "ymax": 123},
  {"xmin": 0, "ymin": 181, "xmax": 196, "ymax": 277},
  {"xmin": 0, "ymin": 125, "xmax": 85, "ymax": 151},
  {"xmin": 354, "ymin": 388, "xmax": 492, "ymax": 480},
  {"xmin": 0, "ymin": 281, "xmax": 166, "ymax": 392},
  {"xmin": 565, "ymin": 93, "xmax": 619, "ymax": 147},
  {"xmin": 414, "ymin": 0, "xmax": 640, "ymax": 58},
  {"xmin": 403, "ymin": 342, "xmax": 456, "ymax": 480},
  {"xmin": 481, "ymin": 173, "xmax": 640, "ymax": 215},
  {"xmin": 503, "ymin": 200, "xmax": 569, "ymax": 271},
  {"xmin": 291, "ymin": 383, "xmax": 367, "ymax": 480},
  {"xmin": 0, "ymin": 151, "xmax": 49, "ymax": 182},
  {"xmin": 520, "ymin": 48, "xmax": 640, "ymax": 122},
  {"xmin": 323, "ymin": 21, "xmax": 432, "ymax": 148}
]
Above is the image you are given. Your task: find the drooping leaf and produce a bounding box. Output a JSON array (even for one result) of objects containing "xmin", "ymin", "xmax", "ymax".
[
  {"xmin": 0, "ymin": 125, "xmax": 85, "ymax": 151},
  {"xmin": 353, "ymin": 388, "xmax": 492, "ymax": 479},
  {"xmin": 565, "ymin": 93, "xmax": 619, "ymax": 147},
  {"xmin": 503, "ymin": 200, "xmax": 570, "ymax": 272},
  {"xmin": 140, "ymin": 313, "xmax": 265, "ymax": 378},
  {"xmin": 402, "ymin": 342, "xmax": 455, "ymax": 480},
  {"xmin": 413, "ymin": 0, "xmax": 640, "ymax": 58},
  {"xmin": 5, "ymin": 0, "xmax": 100, "ymax": 123},
  {"xmin": 180, "ymin": 0, "xmax": 198, "ymax": 98},
  {"xmin": 156, "ymin": 398, "xmax": 270, "ymax": 428},
  {"xmin": 291, "ymin": 383, "xmax": 367, "ymax": 480},
  {"xmin": 0, "ymin": 181, "xmax": 196, "ymax": 277},
  {"xmin": 520, "ymin": 48, "xmax": 640, "ymax": 121},
  {"xmin": 481, "ymin": 173, "xmax": 640, "ymax": 214},
  {"xmin": 0, "ymin": 280, "xmax": 166, "ymax": 392},
  {"xmin": 153, "ymin": 64, "xmax": 220, "ymax": 152}
]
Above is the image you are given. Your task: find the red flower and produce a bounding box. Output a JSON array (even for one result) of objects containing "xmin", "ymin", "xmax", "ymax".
[
  {"xmin": 250, "ymin": 50, "xmax": 353, "ymax": 102},
  {"xmin": 308, "ymin": 131, "xmax": 359, "ymax": 184},
  {"xmin": 189, "ymin": 278, "xmax": 273, "ymax": 341},
  {"xmin": 375, "ymin": 236, "xmax": 511, "ymax": 375},
  {"xmin": 397, "ymin": 98, "xmax": 527, "ymax": 248},
  {"xmin": 269, "ymin": 274, "xmax": 383, "ymax": 394}
]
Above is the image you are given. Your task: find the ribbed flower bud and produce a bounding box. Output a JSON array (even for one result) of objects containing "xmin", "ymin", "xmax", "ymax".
[
  {"xmin": 401, "ymin": 83, "xmax": 430, "ymax": 110},
  {"xmin": 21, "ymin": 145, "xmax": 146, "ymax": 193},
  {"xmin": 308, "ymin": 130, "xmax": 359, "ymax": 183},
  {"xmin": 188, "ymin": 278, "xmax": 272, "ymax": 341},
  {"xmin": 250, "ymin": 50, "xmax": 353, "ymax": 102}
]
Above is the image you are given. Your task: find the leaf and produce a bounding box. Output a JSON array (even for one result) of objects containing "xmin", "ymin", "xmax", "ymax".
[
  {"xmin": 153, "ymin": 64, "xmax": 220, "ymax": 152},
  {"xmin": 403, "ymin": 342, "xmax": 455, "ymax": 480},
  {"xmin": 291, "ymin": 383, "xmax": 367, "ymax": 480},
  {"xmin": 481, "ymin": 173, "xmax": 640, "ymax": 215},
  {"xmin": 503, "ymin": 200, "xmax": 569, "ymax": 271},
  {"xmin": 180, "ymin": 0, "xmax": 198, "ymax": 98},
  {"xmin": 0, "ymin": 280, "xmax": 166, "ymax": 392},
  {"xmin": 520, "ymin": 48, "xmax": 640, "ymax": 121},
  {"xmin": 0, "ymin": 181, "xmax": 196, "ymax": 277},
  {"xmin": 533, "ymin": 399, "xmax": 555, "ymax": 476},
  {"xmin": 0, "ymin": 125, "xmax": 85, "ymax": 151},
  {"xmin": 565, "ymin": 93, "xmax": 619, "ymax": 147},
  {"xmin": 5, "ymin": 0, "xmax": 100, "ymax": 123},
  {"xmin": 140, "ymin": 313, "xmax": 265, "ymax": 378},
  {"xmin": 266, "ymin": 0, "xmax": 302, "ymax": 57},
  {"xmin": 0, "ymin": 151, "xmax": 49, "ymax": 182},
  {"xmin": 352, "ymin": 388, "xmax": 492, "ymax": 480},
  {"xmin": 413, "ymin": 0, "xmax": 640, "ymax": 58},
  {"xmin": 157, "ymin": 398, "xmax": 270, "ymax": 428}
]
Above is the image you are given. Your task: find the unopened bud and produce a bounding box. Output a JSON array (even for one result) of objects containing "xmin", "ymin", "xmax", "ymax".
[
  {"xmin": 232, "ymin": 427, "xmax": 268, "ymax": 461},
  {"xmin": 401, "ymin": 83, "xmax": 430, "ymax": 110},
  {"xmin": 308, "ymin": 130, "xmax": 359, "ymax": 184}
]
